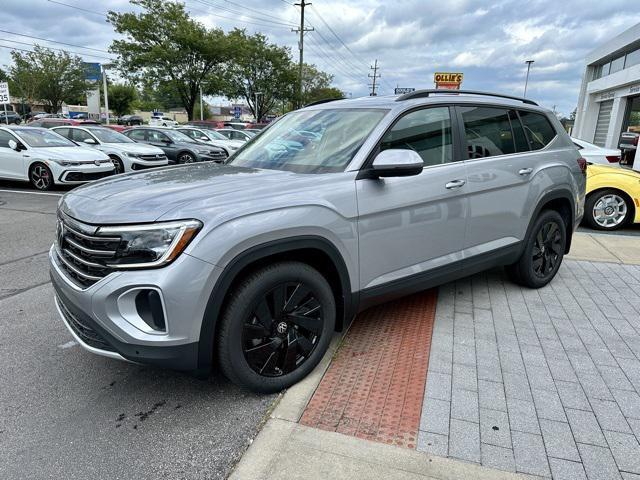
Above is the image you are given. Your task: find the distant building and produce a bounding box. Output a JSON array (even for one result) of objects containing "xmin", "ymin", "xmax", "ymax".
[{"xmin": 574, "ymin": 23, "xmax": 640, "ymax": 148}]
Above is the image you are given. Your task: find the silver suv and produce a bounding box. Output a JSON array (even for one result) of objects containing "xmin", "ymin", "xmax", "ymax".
[{"xmin": 50, "ymin": 90, "xmax": 586, "ymax": 393}]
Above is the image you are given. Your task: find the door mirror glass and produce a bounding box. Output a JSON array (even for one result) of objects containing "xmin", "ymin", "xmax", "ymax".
[
  {"xmin": 370, "ymin": 149, "xmax": 423, "ymax": 178},
  {"xmin": 83, "ymin": 137, "xmax": 97, "ymax": 145},
  {"xmin": 8, "ymin": 139, "xmax": 24, "ymax": 151}
]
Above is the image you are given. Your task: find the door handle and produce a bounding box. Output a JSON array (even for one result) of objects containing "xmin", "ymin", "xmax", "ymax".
[
  {"xmin": 445, "ymin": 179, "xmax": 466, "ymax": 189},
  {"xmin": 519, "ymin": 168, "xmax": 533, "ymax": 175}
]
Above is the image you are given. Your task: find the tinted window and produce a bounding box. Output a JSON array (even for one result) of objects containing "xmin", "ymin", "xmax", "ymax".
[
  {"xmin": 127, "ymin": 130, "xmax": 147, "ymax": 141},
  {"xmin": 519, "ymin": 111, "xmax": 556, "ymax": 150},
  {"xmin": 610, "ymin": 56, "xmax": 625, "ymax": 74},
  {"xmin": 53, "ymin": 128, "xmax": 71, "ymax": 140},
  {"xmin": 13, "ymin": 128, "xmax": 75, "ymax": 147},
  {"xmin": 72, "ymin": 129, "xmax": 94, "ymax": 143},
  {"xmin": 509, "ymin": 110, "xmax": 529, "ymax": 152},
  {"xmin": 148, "ymin": 130, "xmax": 171, "ymax": 143},
  {"xmin": 179, "ymin": 129, "xmax": 198, "ymax": 139},
  {"xmin": 0, "ymin": 130, "xmax": 16, "ymax": 148},
  {"xmin": 626, "ymin": 48, "xmax": 640, "ymax": 69},
  {"xmin": 381, "ymin": 107, "xmax": 453, "ymax": 166},
  {"xmin": 461, "ymin": 106, "xmax": 516, "ymax": 158}
]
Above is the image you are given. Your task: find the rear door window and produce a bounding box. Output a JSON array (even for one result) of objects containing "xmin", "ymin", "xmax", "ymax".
[
  {"xmin": 460, "ymin": 106, "xmax": 516, "ymax": 158},
  {"xmin": 54, "ymin": 128, "xmax": 71, "ymax": 140},
  {"xmin": 128, "ymin": 130, "xmax": 147, "ymax": 142},
  {"xmin": 518, "ymin": 111, "xmax": 557, "ymax": 150},
  {"xmin": 72, "ymin": 129, "xmax": 94, "ymax": 143}
]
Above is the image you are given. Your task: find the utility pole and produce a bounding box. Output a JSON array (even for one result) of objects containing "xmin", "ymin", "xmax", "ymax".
[
  {"xmin": 369, "ymin": 59, "xmax": 380, "ymax": 96},
  {"xmin": 102, "ymin": 68, "xmax": 110, "ymax": 125},
  {"xmin": 293, "ymin": 0, "xmax": 313, "ymax": 108},
  {"xmin": 524, "ymin": 60, "xmax": 534, "ymax": 97}
]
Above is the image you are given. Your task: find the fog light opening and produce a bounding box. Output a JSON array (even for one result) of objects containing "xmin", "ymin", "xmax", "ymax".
[{"xmin": 135, "ymin": 290, "xmax": 166, "ymax": 332}]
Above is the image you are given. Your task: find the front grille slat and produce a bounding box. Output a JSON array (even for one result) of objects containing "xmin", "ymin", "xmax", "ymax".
[
  {"xmin": 57, "ymin": 296, "xmax": 116, "ymax": 352},
  {"xmin": 56, "ymin": 214, "xmax": 120, "ymax": 288}
]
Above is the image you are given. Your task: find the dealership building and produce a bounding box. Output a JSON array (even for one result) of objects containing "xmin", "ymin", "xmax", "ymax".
[{"xmin": 574, "ymin": 22, "xmax": 640, "ymax": 149}]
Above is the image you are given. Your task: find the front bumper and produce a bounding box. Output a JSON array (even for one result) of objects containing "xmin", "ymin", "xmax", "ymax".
[
  {"xmin": 49, "ymin": 245, "xmax": 222, "ymax": 371},
  {"xmin": 57, "ymin": 165, "xmax": 115, "ymax": 184}
]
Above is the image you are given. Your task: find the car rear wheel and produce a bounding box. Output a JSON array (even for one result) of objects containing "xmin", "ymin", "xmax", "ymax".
[
  {"xmin": 29, "ymin": 163, "xmax": 54, "ymax": 191},
  {"xmin": 217, "ymin": 261, "xmax": 335, "ymax": 393},
  {"xmin": 585, "ymin": 189, "xmax": 630, "ymax": 230},
  {"xmin": 507, "ymin": 210, "xmax": 566, "ymax": 288},
  {"xmin": 177, "ymin": 152, "xmax": 195, "ymax": 163}
]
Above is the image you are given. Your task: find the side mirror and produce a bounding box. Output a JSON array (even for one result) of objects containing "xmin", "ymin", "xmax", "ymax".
[
  {"xmin": 83, "ymin": 138, "xmax": 97, "ymax": 145},
  {"xmin": 162, "ymin": 138, "xmax": 173, "ymax": 144},
  {"xmin": 8, "ymin": 139, "xmax": 23, "ymax": 151},
  {"xmin": 368, "ymin": 149, "xmax": 423, "ymax": 178},
  {"xmin": 200, "ymin": 136, "xmax": 208, "ymax": 141}
]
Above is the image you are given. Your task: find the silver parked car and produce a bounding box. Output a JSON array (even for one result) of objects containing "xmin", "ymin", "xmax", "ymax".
[{"xmin": 50, "ymin": 90, "xmax": 586, "ymax": 392}]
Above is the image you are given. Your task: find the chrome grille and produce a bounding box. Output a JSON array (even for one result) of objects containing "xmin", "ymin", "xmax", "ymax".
[
  {"xmin": 55, "ymin": 214, "xmax": 120, "ymax": 288},
  {"xmin": 136, "ymin": 154, "xmax": 167, "ymax": 161}
]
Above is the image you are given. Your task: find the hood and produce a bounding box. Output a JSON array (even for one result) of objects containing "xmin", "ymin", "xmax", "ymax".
[
  {"xmin": 60, "ymin": 162, "xmax": 317, "ymax": 224},
  {"xmin": 103, "ymin": 142, "xmax": 165, "ymax": 155},
  {"xmin": 35, "ymin": 146, "xmax": 110, "ymax": 161},
  {"xmin": 588, "ymin": 164, "xmax": 640, "ymax": 179}
]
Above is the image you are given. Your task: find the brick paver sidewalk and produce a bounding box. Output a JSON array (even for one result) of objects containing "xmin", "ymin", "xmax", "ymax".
[{"xmin": 419, "ymin": 260, "xmax": 640, "ymax": 480}]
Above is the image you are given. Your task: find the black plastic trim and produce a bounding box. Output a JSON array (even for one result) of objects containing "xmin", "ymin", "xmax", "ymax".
[
  {"xmin": 526, "ymin": 189, "xmax": 576, "ymax": 254},
  {"xmin": 196, "ymin": 236, "xmax": 355, "ymax": 375}
]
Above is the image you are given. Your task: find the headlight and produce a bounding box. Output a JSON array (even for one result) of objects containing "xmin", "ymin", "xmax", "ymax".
[
  {"xmin": 98, "ymin": 219, "xmax": 202, "ymax": 269},
  {"xmin": 125, "ymin": 152, "xmax": 139, "ymax": 158}
]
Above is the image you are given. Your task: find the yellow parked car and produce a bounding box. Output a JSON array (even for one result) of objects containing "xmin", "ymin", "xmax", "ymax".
[{"xmin": 585, "ymin": 164, "xmax": 640, "ymax": 230}]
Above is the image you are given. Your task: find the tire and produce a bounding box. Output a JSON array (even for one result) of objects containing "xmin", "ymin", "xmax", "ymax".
[
  {"xmin": 29, "ymin": 163, "xmax": 54, "ymax": 191},
  {"xmin": 217, "ymin": 261, "xmax": 336, "ymax": 393},
  {"xmin": 585, "ymin": 189, "xmax": 631, "ymax": 231},
  {"xmin": 177, "ymin": 152, "xmax": 195, "ymax": 164},
  {"xmin": 507, "ymin": 210, "xmax": 566, "ymax": 288},
  {"xmin": 109, "ymin": 155, "xmax": 125, "ymax": 174}
]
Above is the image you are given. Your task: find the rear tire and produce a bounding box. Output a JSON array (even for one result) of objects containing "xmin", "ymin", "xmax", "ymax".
[
  {"xmin": 217, "ymin": 261, "xmax": 335, "ymax": 393},
  {"xmin": 585, "ymin": 189, "xmax": 631, "ymax": 231},
  {"xmin": 507, "ymin": 210, "xmax": 566, "ymax": 288}
]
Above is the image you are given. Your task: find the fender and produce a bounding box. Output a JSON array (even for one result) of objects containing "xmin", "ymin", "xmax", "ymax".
[
  {"xmin": 524, "ymin": 188, "xmax": 576, "ymax": 254},
  {"xmin": 195, "ymin": 235, "xmax": 355, "ymax": 374}
]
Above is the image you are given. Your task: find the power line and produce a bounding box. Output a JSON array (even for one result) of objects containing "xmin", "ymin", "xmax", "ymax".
[
  {"xmin": 187, "ymin": 0, "xmax": 297, "ymax": 29},
  {"xmin": 47, "ymin": 0, "xmax": 107, "ymax": 17},
  {"xmin": 0, "ymin": 29, "xmax": 111, "ymax": 54},
  {"xmin": 0, "ymin": 38, "xmax": 114, "ymax": 60},
  {"xmin": 368, "ymin": 59, "xmax": 380, "ymax": 96},
  {"xmin": 309, "ymin": 5, "xmax": 366, "ymax": 69}
]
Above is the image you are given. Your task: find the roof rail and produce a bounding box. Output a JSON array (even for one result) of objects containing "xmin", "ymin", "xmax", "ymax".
[
  {"xmin": 395, "ymin": 89, "xmax": 538, "ymax": 106},
  {"xmin": 304, "ymin": 98, "xmax": 342, "ymax": 107}
]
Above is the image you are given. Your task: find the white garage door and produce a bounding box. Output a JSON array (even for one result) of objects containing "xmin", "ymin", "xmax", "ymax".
[{"xmin": 593, "ymin": 100, "xmax": 613, "ymax": 147}]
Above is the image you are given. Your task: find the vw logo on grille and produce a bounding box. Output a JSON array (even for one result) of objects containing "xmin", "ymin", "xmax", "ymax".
[
  {"xmin": 276, "ymin": 322, "xmax": 288, "ymax": 334},
  {"xmin": 94, "ymin": 160, "xmax": 102, "ymax": 166}
]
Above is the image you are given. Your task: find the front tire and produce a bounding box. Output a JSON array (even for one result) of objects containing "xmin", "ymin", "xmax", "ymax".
[
  {"xmin": 109, "ymin": 155, "xmax": 125, "ymax": 174},
  {"xmin": 177, "ymin": 152, "xmax": 195, "ymax": 164},
  {"xmin": 585, "ymin": 189, "xmax": 630, "ymax": 231},
  {"xmin": 29, "ymin": 163, "xmax": 54, "ymax": 191},
  {"xmin": 507, "ymin": 210, "xmax": 566, "ymax": 288},
  {"xmin": 217, "ymin": 261, "xmax": 336, "ymax": 393}
]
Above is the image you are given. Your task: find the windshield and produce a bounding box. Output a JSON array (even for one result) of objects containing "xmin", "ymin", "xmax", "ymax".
[
  {"xmin": 228, "ymin": 108, "xmax": 387, "ymax": 173},
  {"xmin": 88, "ymin": 128, "xmax": 134, "ymax": 143},
  {"xmin": 15, "ymin": 128, "xmax": 75, "ymax": 148}
]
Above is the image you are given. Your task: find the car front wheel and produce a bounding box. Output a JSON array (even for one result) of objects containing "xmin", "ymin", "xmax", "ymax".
[
  {"xmin": 217, "ymin": 261, "xmax": 336, "ymax": 393},
  {"xmin": 585, "ymin": 189, "xmax": 630, "ymax": 230},
  {"xmin": 29, "ymin": 163, "xmax": 54, "ymax": 191},
  {"xmin": 110, "ymin": 156, "xmax": 125, "ymax": 174},
  {"xmin": 177, "ymin": 152, "xmax": 195, "ymax": 163},
  {"xmin": 507, "ymin": 209, "xmax": 566, "ymax": 288}
]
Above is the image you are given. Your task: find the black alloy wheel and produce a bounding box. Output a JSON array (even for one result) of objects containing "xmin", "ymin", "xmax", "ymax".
[
  {"xmin": 242, "ymin": 282, "xmax": 323, "ymax": 377},
  {"xmin": 110, "ymin": 156, "xmax": 125, "ymax": 174},
  {"xmin": 217, "ymin": 262, "xmax": 336, "ymax": 393},
  {"xmin": 532, "ymin": 221, "xmax": 563, "ymax": 279},
  {"xmin": 507, "ymin": 209, "xmax": 566, "ymax": 288},
  {"xmin": 178, "ymin": 152, "xmax": 195, "ymax": 163},
  {"xmin": 30, "ymin": 163, "xmax": 53, "ymax": 191}
]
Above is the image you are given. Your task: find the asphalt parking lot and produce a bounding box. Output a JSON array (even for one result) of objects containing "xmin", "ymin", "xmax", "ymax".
[{"xmin": 0, "ymin": 184, "xmax": 276, "ymax": 480}]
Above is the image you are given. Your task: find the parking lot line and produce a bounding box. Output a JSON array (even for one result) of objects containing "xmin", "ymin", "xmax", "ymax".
[{"xmin": 0, "ymin": 189, "xmax": 63, "ymax": 196}]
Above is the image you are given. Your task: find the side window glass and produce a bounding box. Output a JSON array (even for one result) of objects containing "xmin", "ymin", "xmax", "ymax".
[
  {"xmin": 519, "ymin": 111, "xmax": 557, "ymax": 151},
  {"xmin": 149, "ymin": 131, "xmax": 169, "ymax": 143},
  {"xmin": 380, "ymin": 107, "xmax": 453, "ymax": 166},
  {"xmin": 54, "ymin": 128, "xmax": 71, "ymax": 140},
  {"xmin": 73, "ymin": 129, "xmax": 92, "ymax": 143},
  {"xmin": 509, "ymin": 110, "xmax": 530, "ymax": 152},
  {"xmin": 0, "ymin": 130, "xmax": 15, "ymax": 148},
  {"xmin": 461, "ymin": 106, "xmax": 515, "ymax": 159},
  {"xmin": 129, "ymin": 130, "xmax": 147, "ymax": 141}
]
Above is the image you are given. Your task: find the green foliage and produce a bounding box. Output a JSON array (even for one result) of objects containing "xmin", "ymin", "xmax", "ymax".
[
  {"xmin": 219, "ymin": 29, "xmax": 296, "ymax": 121},
  {"xmin": 300, "ymin": 64, "xmax": 343, "ymax": 105},
  {"xmin": 108, "ymin": 0, "xmax": 230, "ymax": 120},
  {"xmin": 9, "ymin": 46, "xmax": 91, "ymax": 113},
  {"xmin": 108, "ymin": 84, "xmax": 138, "ymax": 117}
]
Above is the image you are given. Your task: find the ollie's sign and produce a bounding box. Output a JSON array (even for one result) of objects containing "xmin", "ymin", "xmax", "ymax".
[{"xmin": 434, "ymin": 72, "xmax": 463, "ymax": 90}]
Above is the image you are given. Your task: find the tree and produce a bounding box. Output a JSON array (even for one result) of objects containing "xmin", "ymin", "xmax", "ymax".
[
  {"xmin": 220, "ymin": 30, "xmax": 296, "ymax": 121},
  {"xmin": 108, "ymin": 84, "xmax": 138, "ymax": 117},
  {"xmin": 299, "ymin": 64, "xmax": 343, "ymax": 105},
  {"xmin": 9, "ymin": 46, "xmax": 92, "ymax": 113},
  {"xmin": 108, "ymin": 0, "xmax": 230, "ymax": 120}
]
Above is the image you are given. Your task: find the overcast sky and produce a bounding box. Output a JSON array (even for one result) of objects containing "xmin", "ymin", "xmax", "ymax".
[{"xmin": 1, "ymin": 0, "xmax": 637, "ymax": 116}]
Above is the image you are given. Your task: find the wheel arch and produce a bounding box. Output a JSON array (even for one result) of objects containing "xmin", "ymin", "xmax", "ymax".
[
  {"xmin": 527, "ymin": 190, "xmax": 576, "ymax": 254},
  {"xmin": 586, "ymin": 187, "xmax": 636, "ymax": 226},
  {"xmin": 196, "ymin": 236, "xmax": 355, "ymax": 374}
]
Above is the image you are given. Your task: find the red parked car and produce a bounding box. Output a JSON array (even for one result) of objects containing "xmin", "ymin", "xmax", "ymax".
[{"xmin": 27, "ymin": 118, "xmax": 101, "ymax": 129}]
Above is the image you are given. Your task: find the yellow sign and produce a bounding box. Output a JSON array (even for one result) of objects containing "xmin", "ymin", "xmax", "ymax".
[{"xmin": 434, "ymin": 72, "xmax": 463, "ymax": 90}]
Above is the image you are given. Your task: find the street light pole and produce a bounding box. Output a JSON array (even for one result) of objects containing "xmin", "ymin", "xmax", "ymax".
[
  {"xmin": 102, "ymin": 68, "xmax": 110, "ymax": 125},
  {"xmin": 524, "ymin": 60, "xmax": 534, "ymax": 97},
  {"xmin": 200, "ymin": 85, "xmax": 204, "ymax": 121}
]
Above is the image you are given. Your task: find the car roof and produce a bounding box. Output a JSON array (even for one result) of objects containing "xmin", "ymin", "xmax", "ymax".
[{"xmin": 302, "ymin": 90, "xmax": 553, "ymax": 115}]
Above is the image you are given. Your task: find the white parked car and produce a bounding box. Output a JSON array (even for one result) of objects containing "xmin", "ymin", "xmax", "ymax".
[
  {"xmin": 216, "ymin": 128, "xmax": 254, "ymax": 142},
  {"xmin": 149, "ymin": 116, "xmax": 179, "ymax": 127},
  {"xmin": 572, "ymin": 137, "xmax": 621, "ymax": 166},
  {"xmin": 52, "ymin": 126, "xmax": 169, "ymax": 174},
  {"xmin": 0, "ymin": 126, "xmax": 114, "ymax": 190},
  {"xmin": 176, "ymin": 127, "xmax": 244, "ymax": 157}
]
